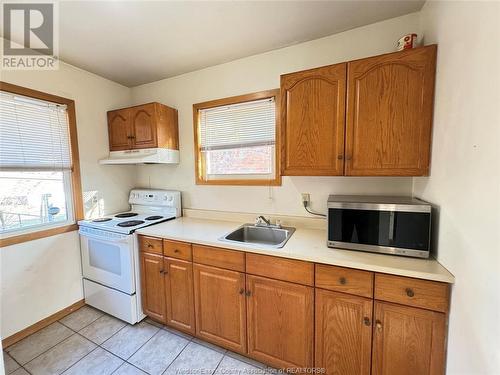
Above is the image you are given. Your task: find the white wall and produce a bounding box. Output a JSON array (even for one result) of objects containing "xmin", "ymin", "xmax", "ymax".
[
  {"xmin": 415, "ymin": 2, "xmax": 500, "ymax": 374},
  {"xmin": 1, "ymin": 232, "xmax": 82, "ymax": 338},
  {"xmin": 130, "ymin": 13, "xmax": 421, "ymax": 216},
  {"xmin": 1, "ymin": 60, "xmax": 135, "ymax": 338}
]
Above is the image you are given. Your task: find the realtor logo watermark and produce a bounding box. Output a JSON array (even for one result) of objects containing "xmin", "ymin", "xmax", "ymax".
[{"xmin": 2, "ymin": 2, "xmax": 59, "ymax": 69}]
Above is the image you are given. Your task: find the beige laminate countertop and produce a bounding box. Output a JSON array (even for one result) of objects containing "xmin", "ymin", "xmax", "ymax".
[{"xmin": 136, "ymin": 217, "xmax": 455, "ymax": 284}]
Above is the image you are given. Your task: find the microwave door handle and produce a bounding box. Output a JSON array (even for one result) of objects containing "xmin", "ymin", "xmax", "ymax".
[{"xmin": 388, "ymin": 211, "xmax": 395, "ymax": 244}]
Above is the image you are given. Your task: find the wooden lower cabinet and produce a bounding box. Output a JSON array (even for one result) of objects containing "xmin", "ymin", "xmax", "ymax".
[
  {"xmin": 246, "ymin": 275, "xmax": 314, "ymax": 369},
  {"xmin": 140, "ymin": 252, "xmax": 166, "ymax": 323},
  {"xmin": 315, "ymin": 289, "xmax": 372, "ymax": 375},
  {"xmin": 193, "ymin": 263, "xmax": 247, "ymax": 353},
  {"xmin": 372, "ymin": 301, "xmax": 446, "ymax": 375},
  {"xmin": 139, "ymin": 236, "xmax": 450, "ymax": 374},
  {"xmin": 164, "ymin": 257, "xmax": 195, "ymax": 335}
]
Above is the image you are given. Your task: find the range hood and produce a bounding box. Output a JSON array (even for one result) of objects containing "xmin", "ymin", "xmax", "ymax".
[{"xmin": 99, "ymin": 148, "xmax": 179, "ymax": 165}]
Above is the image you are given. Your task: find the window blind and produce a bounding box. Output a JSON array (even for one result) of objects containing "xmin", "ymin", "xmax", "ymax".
[
  {"xmin": 199, "ymin": 97, "xmax": 275, "ymax": 151},
  {"xmin": 0, "ymin": 91, "xmax": 72, "ymax": 171}
]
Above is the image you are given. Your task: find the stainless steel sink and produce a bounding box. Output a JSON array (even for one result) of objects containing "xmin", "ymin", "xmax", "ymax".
[{"xmin": 220, "ymin": 224, "xmax": 295, "ymax": 248}]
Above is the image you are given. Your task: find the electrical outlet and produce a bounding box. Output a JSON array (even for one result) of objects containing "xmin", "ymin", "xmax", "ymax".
[{"xmin": 301, "ymin": 193, "xmax": 310, "ymax": 206}]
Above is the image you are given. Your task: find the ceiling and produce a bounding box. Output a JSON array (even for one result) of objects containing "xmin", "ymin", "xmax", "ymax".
[{"xmin": 3, "ymin": 1, "xmax": 425, "ymax": 87}]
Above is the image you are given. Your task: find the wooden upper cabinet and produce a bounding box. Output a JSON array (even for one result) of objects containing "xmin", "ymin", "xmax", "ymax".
[
  {"xmin": 315, "ymin": 289, "xmax": 372, "ymax": 375},
  {"xmin": 193, "ymin": 263, "xmax": 247, "ymax": 354},
  {"xmin": 107, "ymin": 108, "xmax": 131, "ymax": 151},
  {"xmin": 140, "ymin": 252, "xmax": 166, "ymax": 324},
  {"xmin": 164, "ymin": 257, "xmax": 195, "ymax": 335},
  {"xmin": 246, "ymin": 275, "xmax": 314, "ymax": 369},
  {"xmin": 372, "ymin": 301, "xmax": 446, "ymax": 375},
  {"xmin": 345, "ymin": 45, "xmax": 437, "ymax": 176},
  {"xmin": 107, "ymin": 102, "xmax": 179, "ymax": 152},
  {"xmin": 130, "ymin": 104, "xmax": 157, "ymax": 149},
  {"xmin": 281, "ymin": 63, "xmax": 347, "ymax": 175}
]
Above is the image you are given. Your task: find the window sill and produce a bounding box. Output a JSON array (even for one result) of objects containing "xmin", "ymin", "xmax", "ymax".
[
  {"xmin": 195, "ymin": 176, "xmax": 282, "ymax": 186},
  {"xmin": 0, "ymin": 223, "xmax": 79, "ymax": 247}
]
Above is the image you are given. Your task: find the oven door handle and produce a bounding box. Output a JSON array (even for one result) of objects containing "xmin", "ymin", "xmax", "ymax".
[{"xmin": 79, "ymin": 230, "xmax": 129, "ymax": 243}]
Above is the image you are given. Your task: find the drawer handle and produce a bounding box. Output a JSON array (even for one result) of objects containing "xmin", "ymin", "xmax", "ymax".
[
  {"xmin": 405, "ymin": 288, "xmax": 415, "ymax": 297},
  {"xmin": 147, "ymin": 243, "xmax": 153, "ymax": 248},
  {"xmin": 363, "ymin": 317, "xmax": 371, "ymax": 326},
  {"xmin": 375, "ymin": 320, "xmax": 383, "ymax": 331},
  {"xmin": 174, "ymin": 249, "xmax": 180, "ymax": 253},
  {"xmin": 339, "ymin": 277, "xmax": 347, "ymax": 285},
  {"xmin": 239, "ymin": 288, "xmax": 245, "ymax": 295}
]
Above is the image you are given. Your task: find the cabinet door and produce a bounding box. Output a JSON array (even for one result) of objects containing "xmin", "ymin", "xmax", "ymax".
[
  {"xmin": 315, "ymin": 289, "xmax": 372, "ymax": 375},
  {"xmin": 281, "ymin": 63, "xmax": 346, "ymax": 175},
  {"xmin": 193, "ymin": 264, "xmax": 246, "ymax": 353},
  {"xmin": 140, "ymin": 252, "xmax": 166, "ymax": 323},
  {"xmin": 164, "ymin": 257, "xmax": 195, "ymax": 335},
  {"xmin": 130, "ymin": 103, "xmax": 158, "ymax": 149},
  {"xmin": 246, "ymin": 275, "xmax": 313, "ymax": 369},
  {"xmin": 346, "ymin": 45, "xmax": 436, "ymax": 176},
  {"xmin": 107, "ymin": 108, "xmax": 131, "ymax": 151},
  {"xmin": 372, "ymin": 301, "xmax": 446, "ymax": 375}
]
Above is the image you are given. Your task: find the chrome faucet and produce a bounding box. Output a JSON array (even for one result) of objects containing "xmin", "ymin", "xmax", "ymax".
[
  {"xmin": 256, "ymin": 215, "xmax": 271, "ymax": 226},
  {"xmin": 255, "ymin": 216, "xmax": 281, "ymax": 228}
]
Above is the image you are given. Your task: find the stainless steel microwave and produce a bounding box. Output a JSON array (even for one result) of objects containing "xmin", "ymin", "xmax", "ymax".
[{"xmin": 327, "ymin": 195, "xmax": 431, "ymax": 258}]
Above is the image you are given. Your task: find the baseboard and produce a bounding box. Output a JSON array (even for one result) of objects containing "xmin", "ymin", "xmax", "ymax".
[{"xmin": 2, "ymin": 299, "xmax": 85, "ymax": 349}]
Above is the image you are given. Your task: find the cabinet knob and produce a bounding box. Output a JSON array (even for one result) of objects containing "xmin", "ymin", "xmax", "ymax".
[
  {"xmin": 345, "ymin": 155, "xmax": 352, "ymax": 161},
  {"xmin": 405, "ymin": 288, "xmax": 415, "ymax": 297},
  {"xmin": 337, "ymin": 155, "xmax": 343, "ymax": 160},
  {"xmin": 245, "ymin": 290, "xmax": 251, "ymax": 297},
  {"xmin": 363, "ymin": 317, "xmax": 371, "ymax": 326},
  {"xmin": 159, "ymin": 269, "xmax": 164, "ymax": 274},
  {"xmin": 339, "ymin": 277, "xmax": 347, "ymax": 285},
  {"xmin": 174, "ymin": 249, "xmax": 180, "ymax": 253},
  {"xmin": 239, "ymin": 288, "xmax": 245, "ymax": 295},
  {"xmin": 375, "ymin": 320, "xmax": 383, "ymax": 331},
  {"xmin": 147, "ymin": 243, "xmax": 153, "ymax": 248}
]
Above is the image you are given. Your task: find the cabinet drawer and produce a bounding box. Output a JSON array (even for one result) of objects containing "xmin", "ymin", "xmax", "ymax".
[
  {"xmin": 375, "ymin": 274, "xmax": 450, "ymax": 313},
  {"xmin": 246, "ymin": 253, "xmax": 314, "ymax": 286},
  {"xmin": 192, "ymin": 245, "xmax": 245, "ymax": 272},
  {"xmin": 139, "ymin": 236, "xmax": 163, "ymax": 255},
  {"xmin": 315, "ymin": 264, "xmax": 373, "ymax": 298},
  {"xmin": 163, "ymin": 240, "xmax": 192, "ymax": 261}
]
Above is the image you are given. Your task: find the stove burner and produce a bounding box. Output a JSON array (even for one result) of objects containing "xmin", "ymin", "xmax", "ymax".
[
  {"xmin": 117, "ymin": 220, "xmax": 145, "ymax": 227},
  {"xmin": 115, "ymin": 212, "xmax": 138, "ymax": 218},
  {"xmin": 145, "ymin": 215, "xmax": 164, "ymax": 221},
  {"xmin": 92, "ymin": 217, "xmax": 112, "ymax": 222}
]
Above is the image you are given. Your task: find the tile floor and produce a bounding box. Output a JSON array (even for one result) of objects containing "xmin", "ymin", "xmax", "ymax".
[{"xmin": 3, "ymin": 306, "xmax": 271, "ymax": 375}]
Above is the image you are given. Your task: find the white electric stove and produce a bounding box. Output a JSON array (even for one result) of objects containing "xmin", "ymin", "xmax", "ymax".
[{"xmin": 78, "ymin": 189, "xmax": 181, "ymax": 324}]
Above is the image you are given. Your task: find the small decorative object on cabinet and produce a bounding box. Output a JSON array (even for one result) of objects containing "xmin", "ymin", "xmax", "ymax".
[
  {"xmin": 280, "ymin": 45, "xmax": 437, "ymax": 176},
  {"xmin": 101, "ymin": 102, "xmax": 179, "ymax": 164}
]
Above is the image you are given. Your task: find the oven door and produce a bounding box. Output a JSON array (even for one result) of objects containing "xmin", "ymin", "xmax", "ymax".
[{"xmin": 79, "ymin": 227, "xmax": 135, "ymax": 294}]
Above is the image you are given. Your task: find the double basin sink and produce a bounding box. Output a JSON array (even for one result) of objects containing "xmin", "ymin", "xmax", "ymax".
[{"xmin": 220, "ymin": 223, "xmax": 295, "ymax": 249}]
